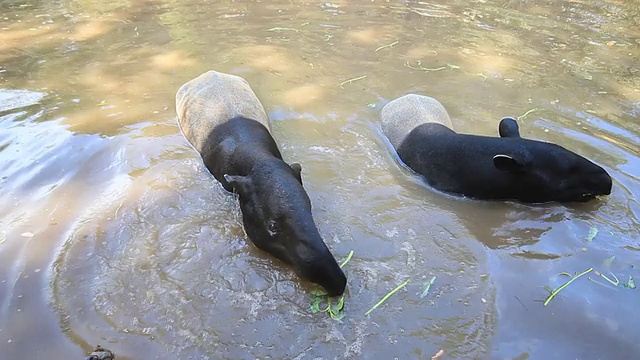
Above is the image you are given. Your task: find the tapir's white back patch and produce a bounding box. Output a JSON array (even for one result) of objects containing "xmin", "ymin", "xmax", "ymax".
[
  {"xmin": 381, "ymin": 94, "xmax": 453, "ymax": 150},
  {"xmin": 176, "ymin": 70, "xmax": 270, "ymax": 153}
]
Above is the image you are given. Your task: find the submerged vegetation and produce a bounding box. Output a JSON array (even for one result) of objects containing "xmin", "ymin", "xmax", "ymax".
[
  {"xmin": 310, "ymin": 250, "xmax": 354, "ymax": 320},
  {"xmin": 310, "ymin": 251, "xmax": 439, "ymax": 320},
  {"xmin": 544, "ymin": 253, "xmax": 636, "ymax": 306}
]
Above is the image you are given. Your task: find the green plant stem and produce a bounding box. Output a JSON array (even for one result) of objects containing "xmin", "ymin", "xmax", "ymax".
[
  {"xmin": 517, "ymin": 108, "xmax": 538, "ymax": 121},
  {"xmin": 340, "ymin": 250, "xmax": 354, "ymax": 268},
  {"xmin": 544, "ymin": 267, "xmax": 593, "ymax": 306},
  {"xmin": 267, "ymin": 27, "xmax": 299, "ymax": 32},
  {"xmin": 374, "ymin": 40, "xmax": 399, "ymax": 52},
  {"xmin": 365, "ymin": 279, "xmax": 410, "ymax": 315},
  {"xmin": 339, "ymin": 75, "xmax": 367, "ymax": 88}
]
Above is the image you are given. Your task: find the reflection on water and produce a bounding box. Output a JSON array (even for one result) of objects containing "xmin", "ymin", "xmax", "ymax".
[{"xmin": 0, "ymin": 0, "xmax": 639, "ymax": 358}]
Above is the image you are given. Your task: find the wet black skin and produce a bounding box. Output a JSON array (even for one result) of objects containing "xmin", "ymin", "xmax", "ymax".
[
  {"xmin": 200, "ymin": 116, "xmax": 346, "ymax": 296},
  {"xmin": 396, "ymin": 117, "xmax": 612, "ymax": 203}
]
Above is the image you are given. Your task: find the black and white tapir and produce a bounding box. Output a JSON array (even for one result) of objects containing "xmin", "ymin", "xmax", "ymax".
[
  {"xmin": 381, "ymin": 94, "xmax": 612, "ymax": 203},
  {"xmin": 176, "ymin": 70, "xmax": 346, "ymax": 296}
]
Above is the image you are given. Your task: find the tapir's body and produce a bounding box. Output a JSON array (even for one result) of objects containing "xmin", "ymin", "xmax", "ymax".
[
  {"xmin": 176, "ymin": 71, "xmax": 346, "ymax": 296},
  {"xmin": 381, "ymin": 94, "xmax": 612, "ymax": 203}
]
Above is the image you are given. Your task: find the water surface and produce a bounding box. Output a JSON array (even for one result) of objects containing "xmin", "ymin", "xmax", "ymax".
[{"xmin": 1, "ymin": 0, "xmax": 639, "ymax": 358}]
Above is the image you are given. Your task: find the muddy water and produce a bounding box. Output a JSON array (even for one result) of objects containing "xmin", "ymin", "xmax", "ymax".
[{"xmin": 1, "ymin": 0, "xmax": 639, "ymax": 358}]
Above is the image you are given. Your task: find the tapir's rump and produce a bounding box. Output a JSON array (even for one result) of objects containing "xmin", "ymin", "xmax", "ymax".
[
  {"xmin": 176, "ymin": 70, "xmax": 270, "ymax": 153},
  {"xmin": 381, "ymin": 94, "xmax": 453, "ymax": 150}
]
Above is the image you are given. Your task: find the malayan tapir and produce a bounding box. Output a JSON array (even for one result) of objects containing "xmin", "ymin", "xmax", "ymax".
[
  {"xmin": 381, "ymin": 94, "xmax": 612, "ymax": 203},
  {"xmin": 176, "ymin": 70, "xmax": 346, "ymax": 296}
]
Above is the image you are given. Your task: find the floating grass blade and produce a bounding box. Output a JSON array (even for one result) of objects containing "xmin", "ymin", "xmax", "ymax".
[
  {"xmin": 267, "ymin": 27, "xmax": 299, "ymax": 32},
  {"xmin": 543, "ymin": 267, "xmax": 593, "ymax": 306},
  {"xmin": 374, "ymin": 40, "xmax": 399, "ymax": 52},
  {"xmin": 420, "ymin": 277, "xmax": 436, "ymax": 298},
  {"xmin": 404, "ymin": 60, "xmax": 446, "ymax": 72},
  {"xmin": 365, "ymin": 279, "xmax": 410, "ymax": 316},
  {"xmin": 599, "ymin": 272, "xmax": 619, "ymax": 286},
  {"xmin": 339, "ymin": 75, "xmax": 367, "ymax": 88},
  {"xmin": 340, "ymin": 250, "xmax": 354, "ymax": 268},
  {"xmin": 587, "ymin": 276, "xmax": 619, "ymax": 290},
  {"xmin": 516, "ymin": 108, "xmax": 538, "ymax": 121}
]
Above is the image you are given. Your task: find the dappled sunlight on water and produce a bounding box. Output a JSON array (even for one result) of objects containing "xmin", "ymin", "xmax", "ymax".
[{"xmin": 0, "ymin": 0, "xmax": 639, "ymax": 358}]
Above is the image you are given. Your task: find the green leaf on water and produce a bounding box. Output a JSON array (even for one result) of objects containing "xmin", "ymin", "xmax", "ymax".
[
  {"xmin": 328, "ymin": 295, "xmax": 346, "ymax": 320},
  {"xmin": 420, "ymin": 276, "xmax": 436, "ymax": 298},
  {"xmin": 586, "ymin": 226, "xmax": 598, "ymax": 242},
  {"xmin": 559, "ymin": 272, "xmax": 573, "ymax": 277},
  {"xmin": 543, "ymin": 285, "xmax": 554, "ymax": 294},
  {"xmin": 311, "ymin": 302, "xmax": 320, "ymax": 313},
  {"xmin": 310, "ymin": 250, "xmax": 354, "ymax": 320},
  {"xmin": 310, "ymin": 294, "xmax": 330, "ymax": 313},
  {"xmin": 624, "ymin": 276, "xmax": 636, "ymax": 289},
  {"xmin": 367, "ymin": 103, "xmax": 376, "ymax": 108}
]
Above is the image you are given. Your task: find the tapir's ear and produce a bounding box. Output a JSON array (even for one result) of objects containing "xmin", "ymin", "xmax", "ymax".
[
  {"xmin": 290, "ymin": 162, "xmax": 303, "ymax": 184},
  {"xmin": 493, "ymin": 154, "xmax": 522, "ymax": 172},
  {"xmin": 498, "ymin": 117, "xmax": 521, "ymax": 138},
  {"xmin": 223, "ymin": 174, "xmax": 252, "ymax": 195}
]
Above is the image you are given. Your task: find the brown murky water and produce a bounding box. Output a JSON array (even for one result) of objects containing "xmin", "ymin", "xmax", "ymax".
[{"xmin": 1, "ymin": 0, "xmax": 639, "ymax": 359}]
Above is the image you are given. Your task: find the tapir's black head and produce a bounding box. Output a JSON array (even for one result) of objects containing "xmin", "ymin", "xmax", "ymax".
[
  {"xmin": 491, "ymin": 117, "xmax": 612, "ymax": 203},
  {"xmin": 224, "ymin": 160, "xmax": 347, "ymax": 296}
]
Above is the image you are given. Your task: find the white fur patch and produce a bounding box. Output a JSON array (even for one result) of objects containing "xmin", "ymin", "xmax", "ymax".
[
  {"xmin": 380, "ymin": 94, "xmax": 453, "ymax": 150},
  {"xmin": 175, "ymin": 70, "xmax": 270, "ymax": 153}
]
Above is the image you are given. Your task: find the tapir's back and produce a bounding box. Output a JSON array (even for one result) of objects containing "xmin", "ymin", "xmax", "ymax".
[
  {"xmin": 381, "ymin": 94, "xmax": 454, "ymax": 150},
  {"xmin": 175, "ymin": 70, "xmax": 270, "ymax": 153}
]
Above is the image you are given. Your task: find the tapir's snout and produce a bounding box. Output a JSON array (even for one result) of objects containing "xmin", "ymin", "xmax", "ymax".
[
  {"xmin": 593, "ymin": 167, "xmax": 613, "ymax": 196},
  {"xmin": 291, "ymin": 236, "xmax": 347, "ymax": 296},
  {"xmin": 563, "ymin": 163, "xmax": 612, "ymax": 202},
  {"xmin": 299, "ymin": 259, "xmax": 347, "ymax": 296}
]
